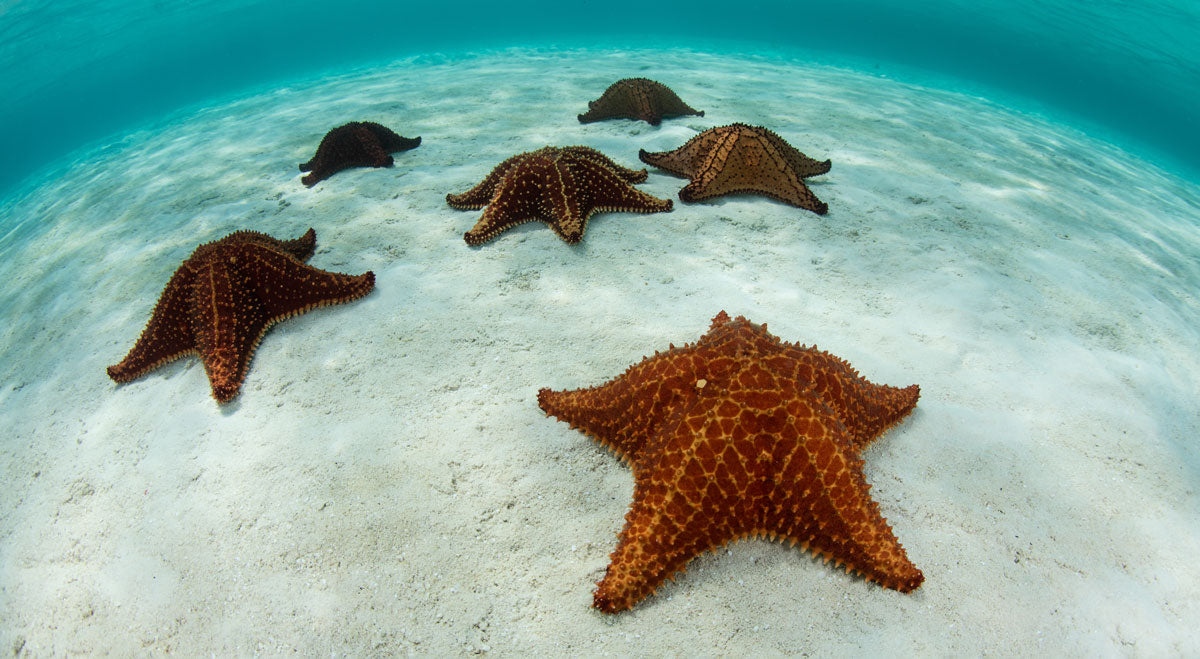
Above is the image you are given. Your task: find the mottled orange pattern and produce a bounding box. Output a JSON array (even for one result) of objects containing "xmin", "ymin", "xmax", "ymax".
[
  {"xmin": 107, "ymin": 229, "xmax": 374, "ymax": 403},
  {"xmin": 577, "ymin": 78, "xmax": 704, "ymax": 125},
  {"xmin": 538, "ymin": 311, "xmax": 923, "ymax": 613},
  {"xmin": 639, "ymin": 123, "xmax": 832, "ymax": 214},
  {"xmin": 446, "ymin": 146, "xmax": 672, "ymax": 245}
]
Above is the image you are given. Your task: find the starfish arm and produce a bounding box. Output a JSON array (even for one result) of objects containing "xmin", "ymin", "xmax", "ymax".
[
  {"xmin": 788, "ymin": 348, "xmax": 920, "ymax": 452},
  {"xmin": 593, "ymin": 484, "xmax": 711, "ymax": 613},
  {"xmin": 849, "ymin": 382, "xmax": 920, "ymax": 450},
  {"xmin": 107, "ymin": 265, "xmax": 199, "ymax": 383},
  {"xmin": 301, "ymin": 128, "xmax": 346, "ymax": 186},
  {"xmin": 365, "ymin": 122, "xmax": 421, "ymax": 154},
  {"xmin": 354, "ymin": 127, "xmax": 394, "ymax": 168},
  {"xmin": 446, "ymin": 154, "xmax": 524, "ymax": 209},
  {"xmin": 563, "ymin": 146, "xmax": 649, "ymax": 183},
  {"xmin": 716, "ymin": 313, "xmax": 920, "ymax": 455},
  {"xmin": 538, "ymin": 350, "xmax": 706, "ymax": 464},
  {"xmin": 539, "ymin": 163, "xmax": 589, "ymax": 244},
  {"xmin": 386, "ymin": 134, "xmax": 422, "ymax": 152},
  {"xmin": 678, "ymin": 129, "xmax": 743, "ymax": 202},
  {"xmin": 461, "ymin": 158, "xmax": 550, "ymax": 244},
  {"xmin": 592, "ymin": 387, "xmax": 776, "ymax": 613},
  {"xmin": 538, "ymin": 383, "xmax": 644, "ymax": 463},
  {"xmin": 300, "ymin": 134, "xmax": 333, "ymax": 172},
  {"xmin": 747, "ymin": 126, "xmax": 830, "ymax": 179},
  {"xmin": 638, "ymin": 129, "xmax": 721, "ymax": 178},
  {"xmin": 571, "ymin": 158, "xmax": 672, "ymax": 225},
  {"xmin": 639, "ymin": 78, "xmax": 703, "ymax": 119},
  {"xmin": 221, "ymin": 228, "xmax": 316, "ymax": 263},
  {"xmin": 189, "ymin": 257, "xmax": 265, "ymax": 402},
  {"xmin": 577, "ymin": 100, "xmax": 607, "ymax": 123},
  {"xmin": 637, "ymin": 148, "xmax": 674, "ymax": 173},
  {"xmin": 275, "ymin": 227, "xmax": 317, "ymax": 263},
  {"xmin": 771, "ymin": 398, "xmax": 924, "ymax": 592},
  {"xmin": 577, "ymin": 86, "xmax": 629, "ymax": 123},
  {"xmin": 657, "ymin": 94, "xmax": 704, "ymax": 119},
  {"xmin": 750, "ymin": 182, "xmax": 829, "ymax": 215},
  {"xmin": 782, "ymin": 147, "xmax": 832, "ymax": 178},
  {"xmin": 239, "ymin": 245, "xmax": 375, "ymax": 323}
]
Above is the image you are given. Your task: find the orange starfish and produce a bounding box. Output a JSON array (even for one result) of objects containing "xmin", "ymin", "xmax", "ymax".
[
  {"xmin": 107, "ymin": 228, "xmax": 375, "ymax": 403},
  {"xmin": 639, "ymin": 123, "xmax": 831, "ymax": 214},
  {"xmin": 537, "ymin": 311, "xmax": 923, "ymax": 612},
  {"xmin": 577, "ymin": 78, "xmax": 704, "ymax": 125},
  {"xmin": 446, "ymin": 146, "xmax": 672, "ymax": 245}
]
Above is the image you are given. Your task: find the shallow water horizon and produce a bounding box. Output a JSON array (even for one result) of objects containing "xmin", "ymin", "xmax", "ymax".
[{"xmin": 1, "ymin": 0, "xmax": 1198, "ymax": 199}]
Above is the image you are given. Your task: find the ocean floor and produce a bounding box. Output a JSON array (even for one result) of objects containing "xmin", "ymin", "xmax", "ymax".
[{"xmin": 1, "ymin": 48, "xmax": 1199, "ymax": 655}]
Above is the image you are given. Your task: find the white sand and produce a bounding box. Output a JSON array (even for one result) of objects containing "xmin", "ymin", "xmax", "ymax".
[{"xmin": 1, "ymin": 48, "xmax": 1199, "ymax": 655}]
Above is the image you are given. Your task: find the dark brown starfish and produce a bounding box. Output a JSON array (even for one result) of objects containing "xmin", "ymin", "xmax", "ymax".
[
  {"xmin": 299, "ymin": 121, "xmax": 421, "ymax": 187},
  {"xmin": 446, "ymin": 146, "xmax": 672, "ymax": 245},
  {"xmin": 578, "ymin": 78, "xmax": 704, "ymax": 126},
  {"xmin": 107, "ymin": 228, "xmax": 375, "ymax": 403}
]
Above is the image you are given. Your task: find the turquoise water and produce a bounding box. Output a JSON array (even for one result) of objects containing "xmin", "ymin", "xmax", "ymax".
[
  {"xmin": 1, "ymin": 0, "xmax": 1198, "ymax": 197},
  {"xmin": 3, "ymin": 6, "xmax": 1200, "ymax": 651}
]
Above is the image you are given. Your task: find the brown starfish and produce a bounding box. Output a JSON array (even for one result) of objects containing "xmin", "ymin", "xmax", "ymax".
[
  {"xmin": 107, "ymin": 228, "xmax": 375, "ymax": 403},
  {"xmin": 299, "ymin": 121, "xmax": 421, "ymax": 187},
  {"xmin": 578, "ymin": 78, "xmax": 704, "ymax": 126},
  {"xmin": 639, "ymin": 123, "xmax": 831, "ymax": 214},
  {"xmin": 446, "ymin": 146, "xmax": 673, "ymax": 245},
  {"xmin": 538, "ymin": 311, "xmax": 922, "ymax": 612}
]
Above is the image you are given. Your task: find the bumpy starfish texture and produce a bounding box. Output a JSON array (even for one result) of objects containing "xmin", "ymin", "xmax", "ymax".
[
  {"xmin": 538, "ymin": 311, "xmax": 923, "ymax": 613},
  {"xmin": 107, "ymin": 228, "xmax": 375, "ymax": 403},
  {"xmin": 299, "ymin": 121, "xmax": 421, "ymax": 186},
  {"xmin": 446, "ymin": 146, "xmax": 673, "ymax": 245},
  {"xmin": 639, "ymin": 123, "xmax": 831, "ymax": 214},
  {"xmin": 577, "ymin": 78, "xmax": 704, "ymax": 125}
]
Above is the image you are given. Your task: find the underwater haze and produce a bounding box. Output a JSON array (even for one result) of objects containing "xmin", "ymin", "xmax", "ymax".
[{"xmin": 1, "ymin": 0, "xmax": 1199, "ymax": 194}]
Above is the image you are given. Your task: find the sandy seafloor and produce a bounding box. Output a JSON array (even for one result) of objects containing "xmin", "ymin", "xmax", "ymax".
[{"xmin": 1, "ymin": 48, "xmax": 1199, "ymax": 655}]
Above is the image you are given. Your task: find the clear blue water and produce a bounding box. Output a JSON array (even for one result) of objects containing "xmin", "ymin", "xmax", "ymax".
[
  {"xmin": 4, "ymin": 4, "xmax": 1200, "ymax": 651},
  {"xmin": 1, "ymin": 0, "xmax": 1198, "ymax": 198}
]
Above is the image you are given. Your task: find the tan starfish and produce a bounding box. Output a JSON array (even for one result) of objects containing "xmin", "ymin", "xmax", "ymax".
[{"xmin": 639, "ymin": 123, "xmax": 831, "ymax": 214}]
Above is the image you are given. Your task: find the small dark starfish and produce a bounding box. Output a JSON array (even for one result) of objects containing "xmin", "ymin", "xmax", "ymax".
[
  {"xmin": 446, "ymin": 146, "xmax": 673, "ymax": 245},
  {"xmin": 299, "ymin": 121, "xmax": 421, "ymax": 187},
  {"xmin": 578, "ymin": 78, "xmax": 704, "ymax": 126},
  {"xmin": 639, "ymin": 123, "xmax": 831, "ymax": 214}
]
